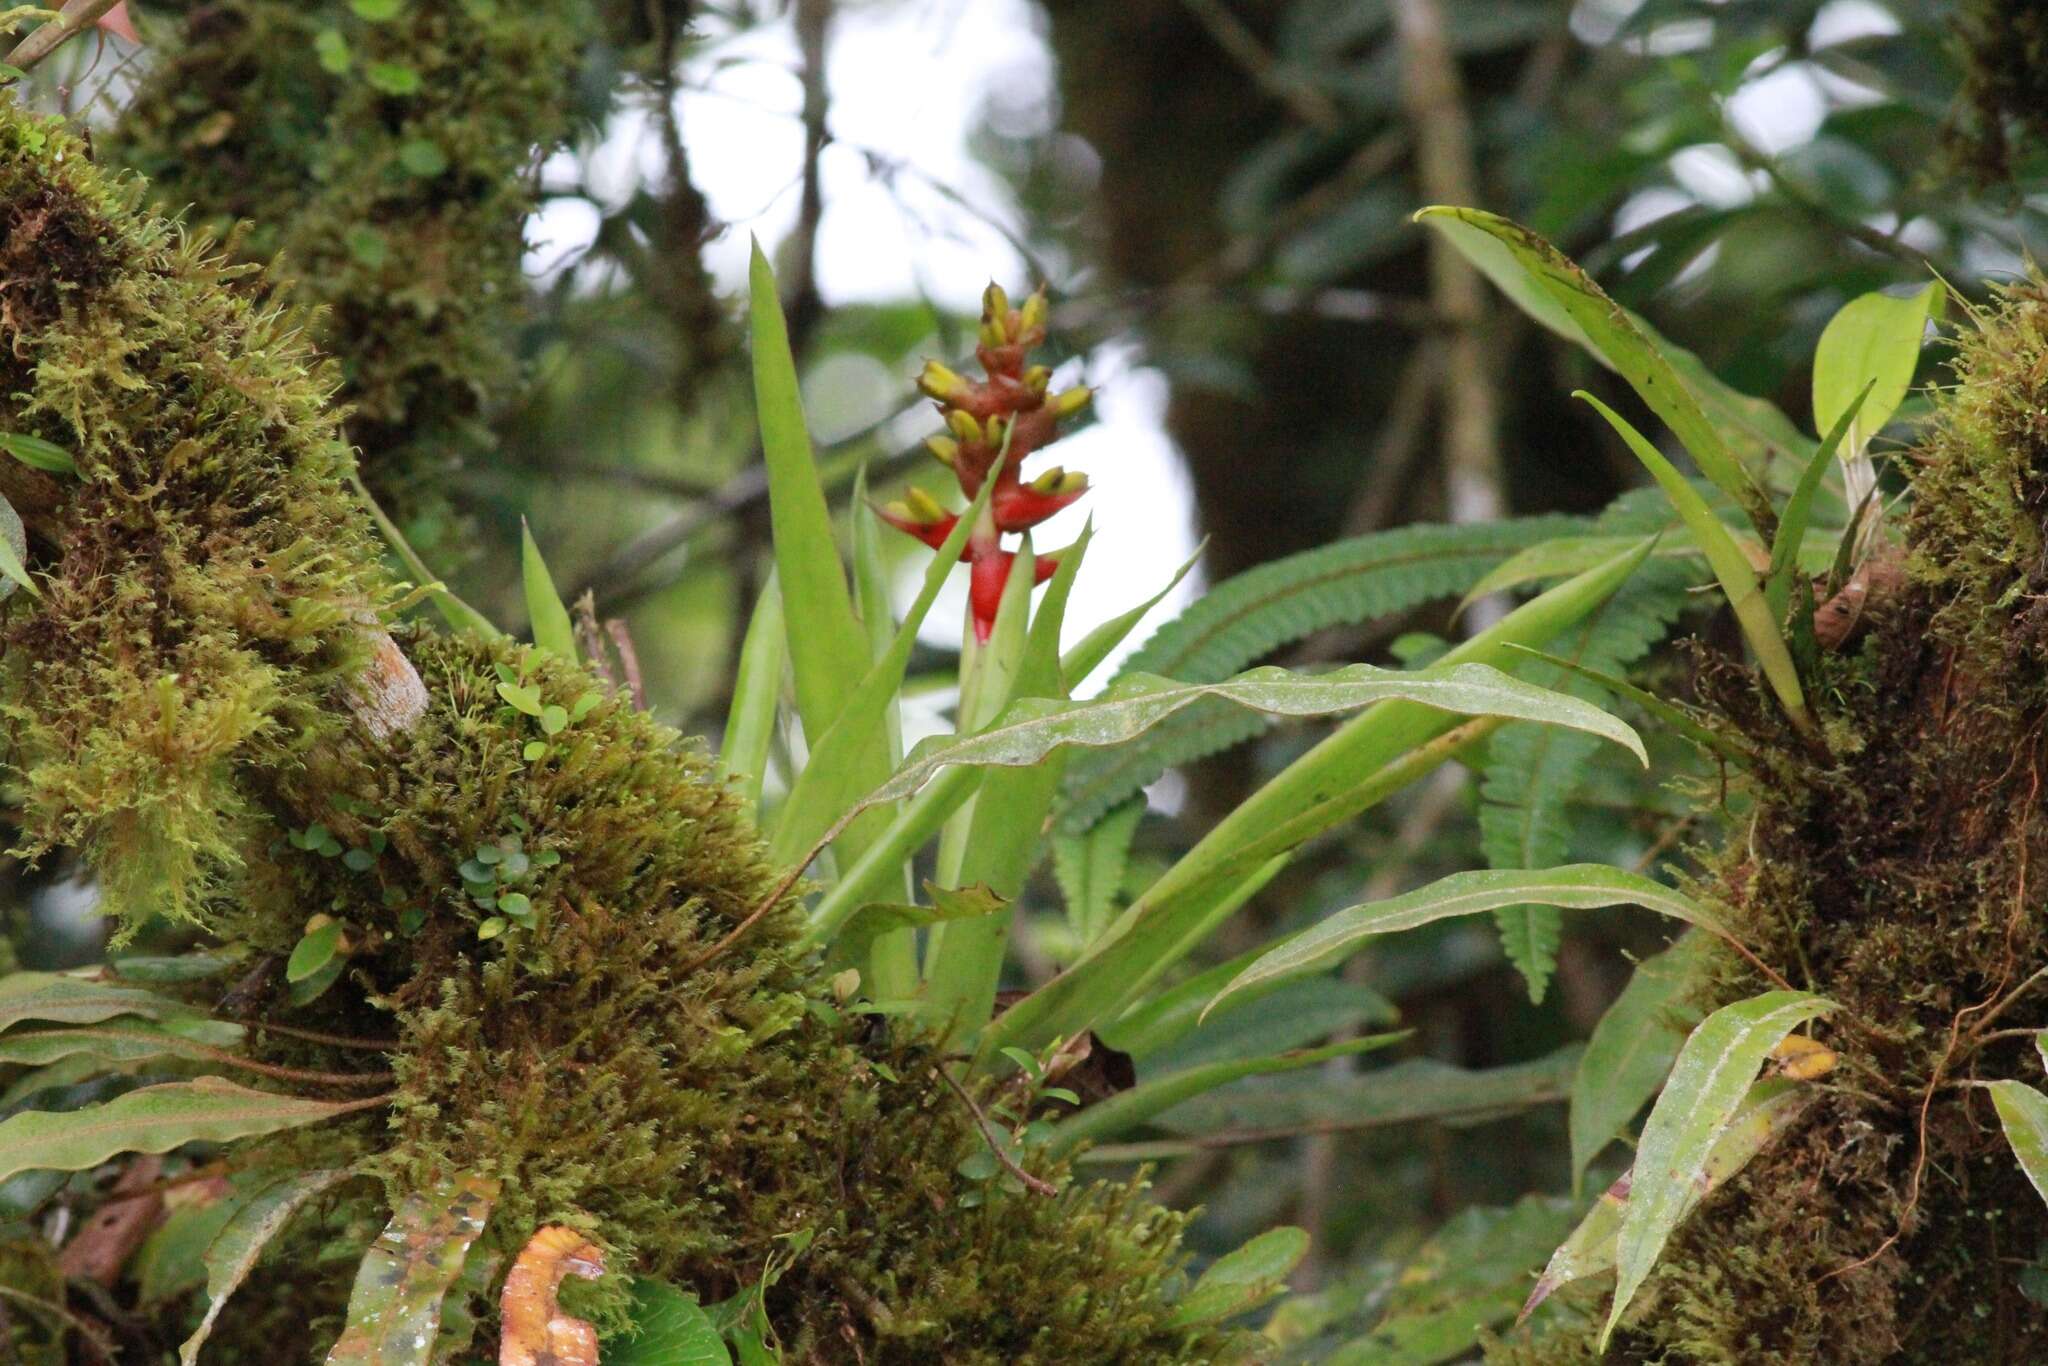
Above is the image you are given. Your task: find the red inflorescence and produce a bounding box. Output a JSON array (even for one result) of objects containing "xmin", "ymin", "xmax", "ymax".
[{"xmin": 876, "ymin": 283, "xmax": 1092, "ymax": 643}]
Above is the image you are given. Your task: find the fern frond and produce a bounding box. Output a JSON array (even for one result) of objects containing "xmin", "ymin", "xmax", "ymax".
[
  {"xmin": 1054, "ymin": 798, "xmax": 1144, "ymax": 947},
  {"xmin": 1056, "ymin": 517, "xmax": 1584, "ymax": 833},
  {"xmin": 1480, "ymin": 559, "xmax": 1695, "ymax": 1002}
]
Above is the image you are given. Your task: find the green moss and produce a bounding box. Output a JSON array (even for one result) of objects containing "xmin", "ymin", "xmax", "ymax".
[
  {"xmin": 0, "ymin": 97, "xmax": 1236, "ymax": 1362},
  {"xmin": 102, "ymin": 0, "xmax": 624, "ymax": 543}
]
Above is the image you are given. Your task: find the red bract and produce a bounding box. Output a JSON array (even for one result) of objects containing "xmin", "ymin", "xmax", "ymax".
[{"xmin": 877, "ymin": 282, "xmax": 1093, "ymax": 642}]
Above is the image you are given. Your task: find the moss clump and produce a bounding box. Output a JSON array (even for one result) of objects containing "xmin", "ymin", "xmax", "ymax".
[
  {"xmin": 1946, "ymin": 0, "xmax": 2048, "ymax": 187},
  {"xmin": 0, "ymin": 106, "xmax": 386, "ymax": 929},
  {"xmin": 0, "ymin": 98, "xmax": 1239, "ymax": 1362},
  {"xmin": 103, "ymin": 0, "xmax": 631, "ymax": 543}
]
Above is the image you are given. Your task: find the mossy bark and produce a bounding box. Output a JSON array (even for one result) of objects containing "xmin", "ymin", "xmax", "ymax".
[
  {"xmin": 1495, "ymin": 290, "xmax": 2048, "ymax": 1362},
  {"xmin": 0, "ymin": 102, "xmax": 1238, "ymax": 1363}
]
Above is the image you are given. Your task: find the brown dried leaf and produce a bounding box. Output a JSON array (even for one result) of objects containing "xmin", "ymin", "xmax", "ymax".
[{"xmin": 498, "ymin": 1225, "xmax": 606, "ymax": 1366}]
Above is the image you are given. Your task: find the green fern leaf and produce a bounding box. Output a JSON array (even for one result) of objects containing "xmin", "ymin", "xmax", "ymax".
[
  {"xmin": 1057, "ymin": 517, "xmax": 1583, "ymax": 833},
  {"xmin": 1053, "ymin": 798, "xmax": 1144, "ymax": 946},
  {"xmin": 1481, "ymin": 560, "xmax": 1694, "ymax": 1002}
]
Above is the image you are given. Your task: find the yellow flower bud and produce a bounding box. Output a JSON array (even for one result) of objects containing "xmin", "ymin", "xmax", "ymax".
[
  {"xmin": 946, "ymin": 409, "xmax": 982, "ymax": 444},
  {"xmin": 925, "ymin": 435, "xmax": 959, "ymax": 467},
  {"xmin": 917, "ymin": 360, "xmax": 970, "ymax": 403},
  {"xmin": 1051, "ymin": 385, "xmax": 1092, "ymax": 418},
  {"xmin": 1023, "ymin": 365, "xmax": 1052, "ymax": 396},
  {"xmin": 1019, "ymin": 287, "xmax": 1048, "ymax": 334},
  {"xmin": 982, "ymin": 281, "xmax": 1011, "ymax": 326},
  {"xmin": 904, "ymin": 486, "xmax": 949, "ymax": 522}
]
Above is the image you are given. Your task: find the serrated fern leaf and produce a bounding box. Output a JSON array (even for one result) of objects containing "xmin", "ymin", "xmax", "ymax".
[
  {"xmin": 1058, "ymin": 517, "xmax": 1584, "ymax": 832},
  {"xmin": 1481, "ymin": 559, "xmax": 1694, "ymax": 1003},
  {"xmin": 1054, "ymin": 798, "xmax": 1144, "ymax": 946}
]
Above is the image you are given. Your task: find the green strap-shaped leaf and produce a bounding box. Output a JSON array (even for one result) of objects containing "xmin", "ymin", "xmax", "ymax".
[
  {"xmin": 609, "ymin": 1279, "xmax": 733, "ymax": 1366},
  {"xmin": 747, "ymin": 241, "xmax": 870, "ymax": 744},
  {"xmin": 0, "ymin": 430, "xmax": 75, "ymax": 475},
  {"xmin": 721, "ymin": 572, "xmax": 785, "ymax": 819},
  {"xmin": 1211, "ymin": 865, "xmax": 1731, "ymax": 1018},
  {"xmin": 1604, "ymin": 991, "xmax": 1835, "ymax": 1349},
  {"xmin": 1568, "ymin": 931, "xmax": 1714, "ymax": 1191},
  {"xmin": 0, "ymin": 1077, "xmax": 368, "ymax": 1185},
  {"xmin": 1989, "ymin": 1080, "xmax": 2048, "ymax": 1210},
  {"xmin": 1577, "ymin": 392, "xmax": 1812, "ymax": 736},
  {"xmin": 519, "ymin": 520, "xmax": 576, "ymax": 660},
  {"xmin": 1767, "ymin": 385, "xmax": 1870, "ymax": 624},
  {"xmin": 182, "ymin": 1169, "xmax": 357, "ymax": 1364},
  {"xmin": 1047, "ymin": 1032, "xmax": 1406, "ymax": 1156},
  {"xmin": 1168, "ymin": 1227, "xmax": 1309, "ymax": 1328},
  {"xmin": 325, "ymin": 1176, "xmax": 499, "ymax": 1366},
  {"xmin": 0, "ymin": 970, "xmax": 193, "ymax": 1030},
  {"xmin": 1415, "ymin": 206, "xmax": 1765, "ymax": 524},
  {"xmin": 1526, "ymin": 1077, "xmax": 1807, "ymax": 1323},
  {"xmin": 767, "ymin": 447, "xmax": 1000, "ymax": 867},
  {"xmin": 0, "ymin": 1018, "xmax": 246, "ymax": 1068}
]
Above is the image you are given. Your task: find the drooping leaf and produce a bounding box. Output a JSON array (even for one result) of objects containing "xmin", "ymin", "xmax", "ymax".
[
  {"xmin": 1047, "ymin": 1032, "xmax": 1406, "ymax": 1155},
  {"xmin": 182, "ymin": 1169, "xmax": 357, "ymax": 1364},
  {"xmin": 520, "ymin": 520, "xmax": 577, "ymax": 660},
  {"xmin": 1568, "ymin": 931, "xmax": 1714, "ymax": 1191},
  {"xmin": 1416, "ymin": 206, "xmax": 1766, "ymax": 521},
  {"xmin": 824, "ymin": 883, "xmax": 1005, "ymax": 976},
  {"xmin": 0, "ymin": 1077, "xmax": 369, "ymax": 1185},
  {"xmin": 1528, "ymin": 1077, "xmax": 1810, "ymax": 1322},
  {"xmin": 1061, "ymin": 517, "xmax": 1580, "ymax": 830},
  {"xmin": 0, "ymin": 1017, "xmax": 247, "ymax": 1069},
  {"xmin": 1134, "ymin": 974, "xmax": 1397, "ymax": 1075},
  {"xmin": 1168, "ymin": 1227, "xmax": 1310, "ymax": 1327},
  {"xmin": 866, "ymin": 663, "xmax": 1641, "ymax": 816},
  {"xmin": 1604, "ymin": 991, "xmax": 1835, "ymax": 1349},
  {"xmin": 608, "ymin": 1279, "xmax": 732, "ymax": 1366},
  {"xmin": 326, "ymin": 1175, "xmax": 500, "ymax": 1366},
  {"xmin": 1108, "ymin": 1048, "xmax": 1582, "ymax": 1152},
  {"xmin": 1989, "ymin": 1080, "xmax": 2048, "ymax": 1211},
  {"xmin": 1211, "ymin": 865, "xmax": 1732, "ymax": 1018},
  {"xmin": 0, "ymin": 971, "xmax": 198, "ymax": 1031}
]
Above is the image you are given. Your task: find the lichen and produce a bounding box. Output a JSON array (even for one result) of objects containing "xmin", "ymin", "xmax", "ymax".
[{"xmin": 0, "ymin": 97, "xmax": 1238, "ymax": 1362}]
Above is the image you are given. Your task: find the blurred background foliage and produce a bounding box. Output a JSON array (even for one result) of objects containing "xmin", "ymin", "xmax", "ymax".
[{"xmin": 11, "ymin": 0, "xmax": 2046, "ymax": 1354}]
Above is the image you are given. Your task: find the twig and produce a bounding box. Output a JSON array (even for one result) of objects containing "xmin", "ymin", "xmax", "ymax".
[
  {"xmin": 931, "ymin": 1063, "xmax": 1057, "ymax": 1197},
  {"xmin": 1396, "ymin": 0, "xmax": 1507, "ymax": 625},
  {"xmin": 1179, "ymin": 0, "xmax": 1343, "ymax": 131},
  {"xmin": 237, "ymin": 1019, "xmax": 399, "ymax": 1052},
  {"xmin": 2, "ymin": 0, "xmax": 123, "ymax": 75},
  {"xmin": 781, "ymin": 0, "xmax": 834, "ymax": 355}
]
